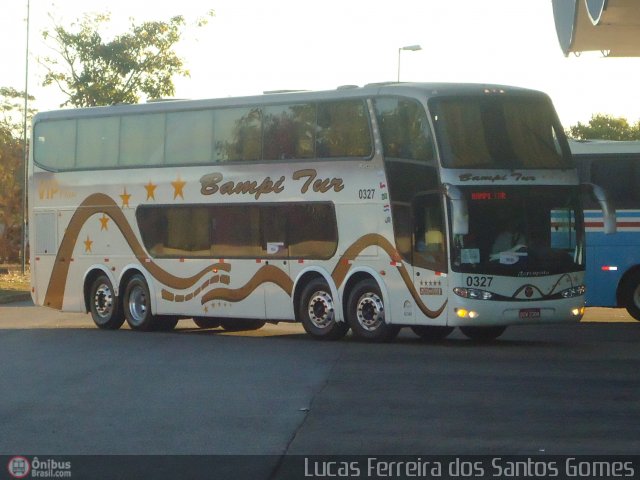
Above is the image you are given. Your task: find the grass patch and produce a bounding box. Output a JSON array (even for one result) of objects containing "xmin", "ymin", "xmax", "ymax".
[{"xmin": 0, "ymin": 267, "xmax": 31, "ymax": 303}]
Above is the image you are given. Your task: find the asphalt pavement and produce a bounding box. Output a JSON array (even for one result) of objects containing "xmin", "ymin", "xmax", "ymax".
[{"xmin": 1, "ymin": 301, "xmax": 638, "ymax": 479}]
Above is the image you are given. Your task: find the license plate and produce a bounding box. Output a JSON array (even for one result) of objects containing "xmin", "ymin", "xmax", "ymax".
[{"xmin": 519, "ymin": 308, "xmax": 541, "ymax": 319}]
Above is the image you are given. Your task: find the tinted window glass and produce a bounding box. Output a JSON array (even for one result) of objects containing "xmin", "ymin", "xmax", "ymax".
[
  {"xmin": 34, "ymin": 119, "xmax": 77, "ymax": 170},
  {"xmin": 77, "ymin": 116, "xmax": 119, "ymax": 168},
  {"xmin": 137, "ymin": 203, "xmax": 337, "ymax": 259},
  {"xmin": 316, "ymin": 100, "xmax": 372, "ymax": 158},
  {"xmin": 263, "ymin": 104, "xmax": 315, "ymax": 160},
  {"xmin": 392, "ymin": 203, "xmax": 412, "ymax": 262},
  {"xmin": 35, "ymin": 99, "xmax": 374, "ymax": 170},
  {"xmin": 588, "ymin": 157, "xmax": 640, "ymax": 209},
  {"xmin": 452, "ymin": 186, "xmax": 584, "ymax": 276},
  {"xmin": 413, "ymin": 194, "xmax": 447, "ymax": 272},
  {"xmin": 375, "ymin": 97, "xmax": 435, "ymax": 162},
  {"xmin": 214, "ymin": 107, "xmax": 262, "ymax": 162},
  {"xmin": 287, "ymin": 203, "xmax": 338, "ymax": 258},
  {"xmin": 431, "ymin": 96, "xmax": 572, "ymax": 169},
  {"xmin": 166, "ymin": 110, "xmax": 214, "ymax": 165},
  {"xmin": 120, "ymin": 113, "xmax": 165, "ymax": 166}
]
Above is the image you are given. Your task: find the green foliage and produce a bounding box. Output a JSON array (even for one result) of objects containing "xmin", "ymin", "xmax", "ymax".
[
  {"xmin": 568, "ymin": 114, "xmax": 640, "ymax": 141},
  {"xmin": 0, "ymin": 87, "xmax": 31, "ymax": 262},
  {"xmin": 41, "ymin": 11, "xmax": 214, "ymax": 107}
]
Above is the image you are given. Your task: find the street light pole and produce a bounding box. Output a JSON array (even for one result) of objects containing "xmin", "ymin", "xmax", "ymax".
[
  {"xmin": 397, "ymin": 44, "xmax": 422, "ymax": 82},
  {"xmin": 22, "ymin": 0, "xmax": 30, "ymax": 274}
]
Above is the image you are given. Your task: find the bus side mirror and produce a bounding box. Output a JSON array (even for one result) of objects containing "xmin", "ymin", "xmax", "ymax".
[
  {"xmin": 583, "ymin": 183, "xmax": 616, "ymax": 234},
  {"xmin": 443, "ymin": 183, "xmax": 469, "ymax": 236}
]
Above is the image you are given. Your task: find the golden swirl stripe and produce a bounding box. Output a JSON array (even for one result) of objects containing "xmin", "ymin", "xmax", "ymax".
[
  {"xmin": 329, "ymin": 233, "xmax": 446, "ymax": 318},
  {"xmin": 200, "ymin": 265, "xmax": 293, "ymax": 304},
  {"xmin": 162, "ymin": 274, "xmax": 231, "ymax": 302},
  {"xmin": 44, "ymin": 193, "xmax": 229, "ymax": 309}
]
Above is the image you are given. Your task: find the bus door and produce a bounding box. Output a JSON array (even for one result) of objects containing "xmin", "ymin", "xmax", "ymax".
[
  {"xmin": 411, "ymin": 193, "xmax": 448, "ymax": 323},
  {"xmin": 260, "ymin": 206, "xmax": 293, "ymax": 320}
]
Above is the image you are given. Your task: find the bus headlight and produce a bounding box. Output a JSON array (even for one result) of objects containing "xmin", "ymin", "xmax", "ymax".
[
  {"xmin": 560, "ymin": 285, "xmax": 586, "ymax": 298},
  {"xmin": 453, "ymin": 287, "xmax": 494, "ymax": 300}
]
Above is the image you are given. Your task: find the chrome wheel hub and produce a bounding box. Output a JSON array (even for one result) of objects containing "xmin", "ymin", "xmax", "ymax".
[
  {"xmin": 308, "ymin": 291, "xmax": 335, "ymax": 329},
  {"xmin": 128, "ymin": 285, "xmax": 148, "ymax": 326},
  {"xmin": 93, "ymin": 283, "xmax": 113, "ymax": 318},
  {"xmin": 356, "ymin": 293, "xmax": 385, "ymax": 331}
]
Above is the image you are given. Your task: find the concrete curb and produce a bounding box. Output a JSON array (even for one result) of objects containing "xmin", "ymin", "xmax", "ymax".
[{"xmin": 0, "ymin": 292, "xmax": 31, "ymax": 305}]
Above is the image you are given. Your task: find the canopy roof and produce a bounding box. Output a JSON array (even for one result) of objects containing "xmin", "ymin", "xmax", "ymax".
[{"xmin": 553, "ymin": 0, "xmax": 640, "ymax": 56}]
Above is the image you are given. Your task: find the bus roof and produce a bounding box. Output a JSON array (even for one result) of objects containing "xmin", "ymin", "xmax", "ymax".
[
  {"xmin": 569, "ymin": 139, "xmax": 640, "ymax": 156},
  {"xmin": 33, "ymin": 82, "xmax": 549, "ymax": 123}
]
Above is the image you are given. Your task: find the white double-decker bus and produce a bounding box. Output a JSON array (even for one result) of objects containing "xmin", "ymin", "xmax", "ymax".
[{"xmin": 29, "ymin": 83, "xmax": 612, "ymax": 341}]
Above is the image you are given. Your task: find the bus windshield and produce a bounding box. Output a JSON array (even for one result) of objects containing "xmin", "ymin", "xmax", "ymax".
[
  {"xmin": 430, "ymin": 95, "xmax": 573, "ymax": 169},
  {"xmin": 451, "ymin": 186, "xmax": 584, "ymax": 276}
]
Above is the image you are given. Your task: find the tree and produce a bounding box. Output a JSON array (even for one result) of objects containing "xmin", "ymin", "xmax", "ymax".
[
  {"xmin": 568, "ymin": 114, "xmax": 640, "ymax": 141},
  {"xmin": 41, "ymin": 11, "xmax": 214, "ymax": 107},
  {"xmin": 0, "ymin": 87, "xmax": 33, "ymax": 262}
]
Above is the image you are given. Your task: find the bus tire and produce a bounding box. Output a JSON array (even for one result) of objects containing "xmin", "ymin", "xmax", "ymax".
[
  {"xmin": 299, "ymin": 279, "xmax": 349, "ymax": 340},
  {"xmin": 193, "ymin": 317, "xmax": 221, "ymax": 329},
  {"xmin": 89, "ymin": 274, "xmax": 125, "ymax": 330},
  {"xmin": 621, "ymin": 272, "xmax": 640, "ymax": 321},
  {"xmin": 123, "ymin": 274, "xmax": 157, "ymax": 331},
  {"xmin": 347, "ymin": 279, "xmax": 400, "ymax": 342},
  {"xmin": 220, "ymin": 319, "xmax": 266, "ymax": 331},
  {"xmin": 411, "ymin": 325, "xmax": 454, "ymax": 341},
  {"xmin": 460, "ymin": 325, "xmax": 506, "ymax": 341}
]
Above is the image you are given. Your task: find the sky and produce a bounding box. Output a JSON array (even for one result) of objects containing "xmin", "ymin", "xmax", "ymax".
[{"xmin": 1, "ymin": 0, "xmax": 638, "ymax": 127}]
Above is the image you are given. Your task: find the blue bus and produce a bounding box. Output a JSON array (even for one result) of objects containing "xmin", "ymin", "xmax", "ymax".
[{"xmin": 571, "ymin": 139, "xmax": 640, "ymax": 320}]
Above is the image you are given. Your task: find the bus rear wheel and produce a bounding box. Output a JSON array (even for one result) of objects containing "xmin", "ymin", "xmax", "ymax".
[
  {"xmin": 411, "ymin": 325, "xmax": 454, "ymax": 341},
  {"xmin": 89, "ymin": 274, "xmax": 125, "ymax": 330},
  {"xmin": 299, "ymin": 279, "xmax": 349, "ymax": 340},
  {"xmin": 123, "ymin": 274, "xmax": 157, "ymax": 331},
  {"xmin": 347, "ymin": 279, "xmax": 399, "ymax": 342},
  {"xmin": 459, "ymin": 325, "xmax": 506, "ymax": 341},
  {"xmin": 621, "ymin": 272, "xmax": 640, "ymax": 321}
]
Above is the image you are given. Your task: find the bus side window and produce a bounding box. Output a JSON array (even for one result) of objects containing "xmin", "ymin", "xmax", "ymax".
[
  {"xmin": 391, "ymin": 204, "xmax": 412, "ymax": 262},
  {"xmin": 260, "ymin": 206, "xmax": 288, "ymax": 257},
  {"xmin": 210, "ymin": 206, "xmax": 261, "ymax": 258},
  {"xmin": 287, "ymin": 204, "xmax": 338, "ymax": 259},
  {"xmin": 374, "ymin": 97, "xmax": 435, "ymax": 163},
  {"xmin": 412, "ymin": 195, "xmax": 447, "ymax": 272},
  {"xmin": 590, "ymin": 158, "xmax": 634, "ymax": 209}
]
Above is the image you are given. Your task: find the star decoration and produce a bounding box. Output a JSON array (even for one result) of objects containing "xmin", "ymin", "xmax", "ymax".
[
  {"xmin": 120, "ymin": 187, "xmax": 131, "ymax": 208},
  {"xmin": 99, "ymin": 214, "xmax": 110, "ymax": 231},
  {"xmin": 84, "ymin": 236, "xmax": 93, "ymax": 253},
  {"xmin": 144, "ymin": 181, "xmax": 157, "ymax": 201},
  {"xmin": 171, "ymin": 176, "xmax": 186, "ymax": 200}
]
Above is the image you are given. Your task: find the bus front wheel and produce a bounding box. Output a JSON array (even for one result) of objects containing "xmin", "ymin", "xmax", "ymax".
[
  {"xmin": 347, "ymin": 279, "xmax": 399, "ymax": 342},
  {"xmin": 299, "ymin": 279, "xmax": 349, "ymax": 340},
  {"xmin": 621, "ymin": 272, "xmax": 640, "ymax": 321},
  {"xmin": 89, "ymin": 274, "xmax": 125, "ymax": 330},
  {"xmin": 123, "ymin": 274, "xmax": 157, "ymax": 331},
  {"xmin": 459, "ymin": 325, "xmax": 506, "ymax": 341}
]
